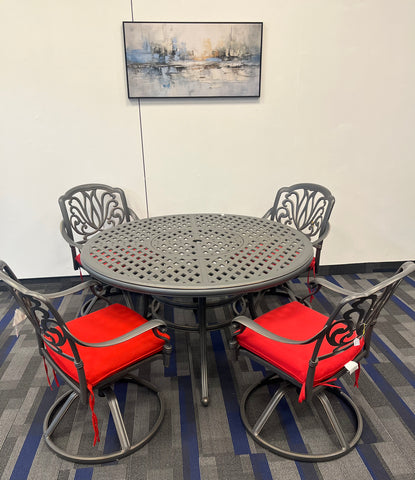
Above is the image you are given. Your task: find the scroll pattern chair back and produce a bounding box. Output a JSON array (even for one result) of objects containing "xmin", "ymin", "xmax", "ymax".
[
  {"xmin": 0, "ymin": 260, "xmax": 171, "ymax": 463},
  {"xmin": 59, "ymin": 183, "xmax": 138, "ymax": 270},
  {"xmin": 264, "ymin": 183, "xmax": 335, "ymax": 272},
  {"xmin": 231, "ymin": 261, "xmax": 415, "ymax": 461}
]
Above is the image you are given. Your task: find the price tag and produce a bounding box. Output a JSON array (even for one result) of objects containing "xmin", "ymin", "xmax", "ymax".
[{"xmin": 345, "ymin": 360, "xmax": 359, "ymax": 374}]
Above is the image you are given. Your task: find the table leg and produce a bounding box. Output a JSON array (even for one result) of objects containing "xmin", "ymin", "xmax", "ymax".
[{"xmin": 198, "ymin": 297, "xmax": 209, "ymax": 406}]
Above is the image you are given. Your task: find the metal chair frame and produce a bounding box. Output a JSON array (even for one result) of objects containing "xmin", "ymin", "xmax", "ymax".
[
  {"xmin": 0, "ymin": 260, "xmax": 171, "ymax": 464},
  {"xmin": 58, "ymin": 183, "xmax": 139, "ymax": 314},
  {"xmin": 264, "ymin": 183, "xmax": 335, "ymax": 272},
  {"xmin": 230, "ymin": 261, "xmax": 415, "ymax": 461},
  {"xmin": 59, "ymin": 183, "xmax": 138, "ymax": 271},
  {"xmin": 263, "ymin": 182, "xmax": 335, "ymax": 303}
]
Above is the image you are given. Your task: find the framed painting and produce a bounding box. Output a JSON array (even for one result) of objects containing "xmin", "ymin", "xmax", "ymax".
[{"xmin": 123, "ymin": 22, "xmax": 263, "ymax": 98}]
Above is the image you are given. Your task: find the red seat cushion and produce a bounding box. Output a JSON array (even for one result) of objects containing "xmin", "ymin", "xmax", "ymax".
[
  {"xmin": 47, "ymin": 304, "xmax": 167, "ymax": 387},
  {"xmin": 237, "ymin": 302, "xmax": 363, "ymax": 394}
]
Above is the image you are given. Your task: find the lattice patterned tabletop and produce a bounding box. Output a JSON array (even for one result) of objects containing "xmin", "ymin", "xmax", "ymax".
[{"xmin": 80, "ymin": 213, "xmax": 314, "ymax": 297}]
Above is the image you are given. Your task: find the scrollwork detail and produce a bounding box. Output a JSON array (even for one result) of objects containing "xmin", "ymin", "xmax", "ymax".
[
  {"xmin": 68, "ymin": 190, "xmax": 127, "ymax": 241},
  {"xmin": 325, "ymin": 297, "xmax": 374, "ymax": 351},
  {"xmin": 276, "ymin": 190, "xmax": 329, "ymax": 239},
  {"xmin": 326, "ymin": 318, "xmax": 356, "ymax": 349},
  {"xmin": 30, "ymin": 298, "xmax": 68, "ymax": 355}
]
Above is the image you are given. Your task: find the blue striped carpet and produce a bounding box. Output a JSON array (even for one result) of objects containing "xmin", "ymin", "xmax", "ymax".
[{"xmin": 0, "ymin": 271, "xmax": 414, "ymax": 480}]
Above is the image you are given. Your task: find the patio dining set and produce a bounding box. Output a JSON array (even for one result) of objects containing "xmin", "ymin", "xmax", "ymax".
[{"xmin": 1, "ymin": 182, "xmax": 414, "ymax": 464}]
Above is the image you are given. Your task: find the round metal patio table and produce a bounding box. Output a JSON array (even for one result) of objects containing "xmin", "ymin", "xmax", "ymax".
[{"xmin": 80, "ymin": 213, "xmax": 314, "ymax": 405}]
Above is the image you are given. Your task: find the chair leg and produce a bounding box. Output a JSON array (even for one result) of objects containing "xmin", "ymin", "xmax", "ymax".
[
  {"xmin": 251, "ymin": 383, "xmax": 289, "ymax": 435},
  {"xmin": 315, "ymin": 390, "xmax": 363, "ymax": 454},
  {"xmin": 44, "ymin": 391, "xmax": 78, "ymax": 439},
  {"xmin": 42, "ymin": 376, "xmax": 164, "ymax": 464},
  {"xmin": 240, "ymin": 375, "xmax": 363, "ymax": 462},
  {"xmin": 101, "ymin": 386, "xmax": 131, "ymax": 451}
]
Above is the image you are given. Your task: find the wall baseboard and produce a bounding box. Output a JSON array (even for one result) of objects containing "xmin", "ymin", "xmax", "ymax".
[{"xmin": 317, "ymin": 260, "xmax": 411, "ymax": 276}]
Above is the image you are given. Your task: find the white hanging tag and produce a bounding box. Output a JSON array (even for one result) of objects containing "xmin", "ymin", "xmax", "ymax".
[
  {"xmin": 12, "ymin": 308, "xmax": 27, "ymax": 337},
  {"xmin": 353, "ymin": 337, "xmax": 360, "ymax": 346}
]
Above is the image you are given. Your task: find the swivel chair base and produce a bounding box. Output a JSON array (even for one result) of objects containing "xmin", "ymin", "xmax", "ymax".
[
  {"xmin": 240, "ymin": 375, "xmax": 363, "ymax": 462},
  {"xmin": 43, "ymin": 375, "xmax": 164, "ymax": 464}
]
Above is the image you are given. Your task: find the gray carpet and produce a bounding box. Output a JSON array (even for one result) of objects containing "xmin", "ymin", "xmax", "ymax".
[{"xmin": 0, "ymin": 270, "xmax": 414, "ymax": 480}]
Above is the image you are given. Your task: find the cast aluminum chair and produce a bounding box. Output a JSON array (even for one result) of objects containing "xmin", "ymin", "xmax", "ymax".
[
  {"xmin": 230, "ymin": 261, "xmax": 415, "ymax": 461},
  {"xmin": 59, "ymin": 183, "xmax": 138, "ymax": 271},
  {"xmin": 263, "ymin": 183, "xmax": 335, "ymax": 303},
  {"xmin": 58, "ymin": 183, "xmax": 140, "ymax": 313},
  {"xmin": 0, "ymin": 260, "xmax": 171, "ymax": 464}
]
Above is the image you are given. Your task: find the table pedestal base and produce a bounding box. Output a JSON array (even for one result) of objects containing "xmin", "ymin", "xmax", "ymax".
[{"xmin": 149, "ymin": 294, "xmax": 257, "ymax": 405}]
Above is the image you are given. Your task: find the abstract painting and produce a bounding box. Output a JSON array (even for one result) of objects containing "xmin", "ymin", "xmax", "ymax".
[{"xmin": 123, "ymin": 22, "xmax": 263, "ymax": 98}]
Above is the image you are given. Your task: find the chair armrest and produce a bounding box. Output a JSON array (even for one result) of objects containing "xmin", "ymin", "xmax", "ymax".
[
  {"xmin": 2, "ymin": 273, "xmax": 100, "ymax": 300},
  {"xmin": 310, "ymin": 277, "xmax": 359, "ymax": 297},
  {"xmin": 44, "ymin": 279, "xmax": 101, "ymax": 299},
  {"xmin": 60, "ymin": 221, "xmax": 83, "ymax": 250},
  {"xmin": 312, "ymin": 261, "xmax": 415, "ymax": 298},
  {"xmin": 262, "ymin": 208, "xmax": 273, "ymax": 219},
  {"xmin": 66, "ymin": 318, "xmax": 168, "ymax": 348},
  {"xmin": 232, "ymin": 315, "xmax": 322, "ymax": 345}
]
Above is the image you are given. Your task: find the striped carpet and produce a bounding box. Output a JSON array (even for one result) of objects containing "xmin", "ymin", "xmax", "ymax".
[{"xmin": 0, "ymin": 270, "xmax": 414, "ymax": 480}]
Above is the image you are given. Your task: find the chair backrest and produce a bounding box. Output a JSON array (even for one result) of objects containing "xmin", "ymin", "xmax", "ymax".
[
  {"xmin": 0, "ymin": 260, "xmax": 90, "ymax": 402},
  {"xmin": 304, "ymin": 261, "xmax": 415, "ymax": 396},
  {"xmin": 58, "ymin": 183, "xmax": 138, "ymax": 269},
  {"xmin": 264, "ymin": 183, "xmax": 335, "ymax": 270}
]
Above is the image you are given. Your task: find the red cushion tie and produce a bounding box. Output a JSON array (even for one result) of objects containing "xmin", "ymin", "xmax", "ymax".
[
  {"xmin": 75, "ymin": 253, "xmax": 83, "ymax": 280},
  {"xmin": 43, "ymin": 357, "xmax": 59, "ymax": 390},
  {"xmin": 87, "ymin": 384, "xmax": 100, "ymax": 446},
  {"xmin": 43, "ymin": 357, "xmax": 52, "ymax": 389},
  {"xmin": 299, "ymin": 377, "xmax": 341, "ymax": 403},
  {"xmin": 354, "ymin": 362, "xmax": 361, "ymax": 387},
  {"xmin": 307, "ymin": 257, "xmax": 316, "ymax": 302},
  {"xmin": 53, "ymin": 369, "xmax": 60, "ymax": 388}
]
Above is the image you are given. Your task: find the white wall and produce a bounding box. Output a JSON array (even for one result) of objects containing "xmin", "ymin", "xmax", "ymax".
[{"xmin": 1, "ymin": 0, "xmax": 414, "ymax": 278}]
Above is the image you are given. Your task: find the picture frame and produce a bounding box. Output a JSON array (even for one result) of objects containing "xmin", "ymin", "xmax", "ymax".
[{"xmin": 123, "ymin": 22, "xmax": 263, "ymax": 99}]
